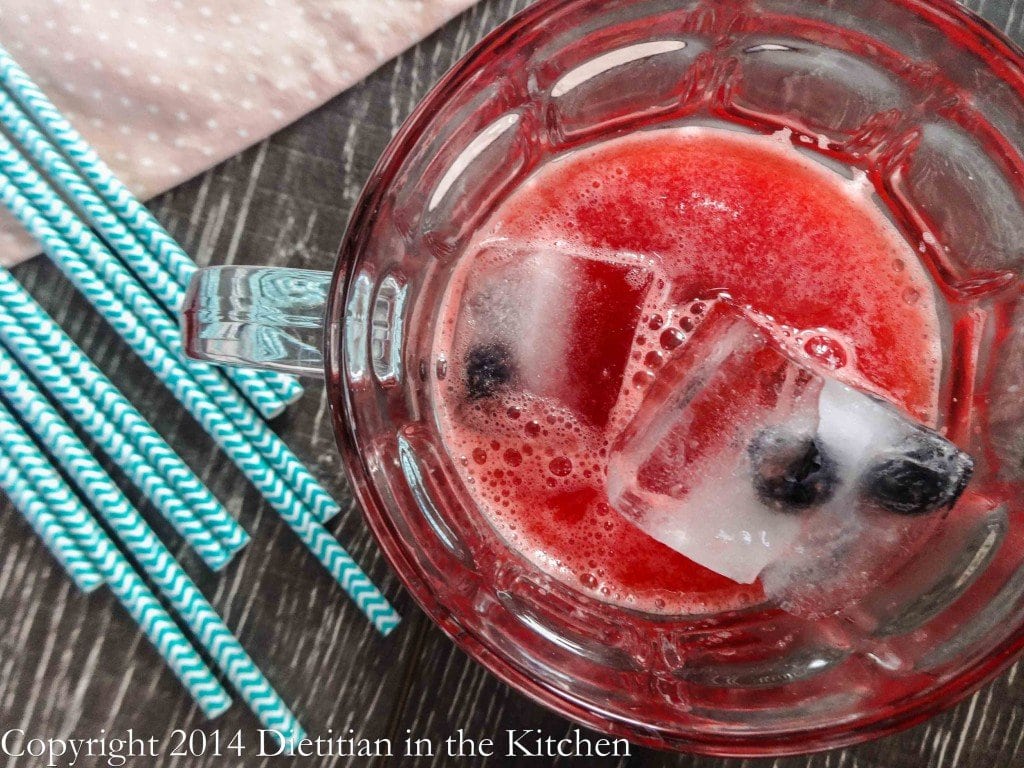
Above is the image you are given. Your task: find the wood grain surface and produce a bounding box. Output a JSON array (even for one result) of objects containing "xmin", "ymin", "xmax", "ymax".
[{"xmin": 3, "ymin": 1, "xmax": 1024, "ymax": 766}]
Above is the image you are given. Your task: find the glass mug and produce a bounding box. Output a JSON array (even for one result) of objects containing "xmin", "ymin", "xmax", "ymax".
[{"xmin": 181, "ymin": 0, "xmax": 1024, "ymax": 755}]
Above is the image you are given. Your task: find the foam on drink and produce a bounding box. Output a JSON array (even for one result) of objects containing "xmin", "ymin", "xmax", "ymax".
[{"xmin": 433, "ymin": 125, "xmax": 944, "ymax": 615}]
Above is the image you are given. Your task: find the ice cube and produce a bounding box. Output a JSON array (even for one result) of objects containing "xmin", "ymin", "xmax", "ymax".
[
  {"xmin": 606, "ymin": 302, "xmax": 973, "ymax": 611},
  {"xmin": 453, "ymin": 244, "xmax": 656, "ymax": 426},
  {"xmin": 764, "ymin": 382, "xmax": 974, "ymax": 615},
  {"xmin": 607, "ymin": 303, "xmax": 822, "ymax": 584}
]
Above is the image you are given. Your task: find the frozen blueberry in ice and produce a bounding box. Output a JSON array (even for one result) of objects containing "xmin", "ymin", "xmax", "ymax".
[
  {"xmin": 861, "ymin": 430, "xmax": 974, "ymax": 515},
  {"xmin": 450, "ymin": 245, "xmax": 656, "ymax": 424},
  {"xmin": 465, "ymin": 343, "xmax": 515, "ymax": 399},
  {"xmin": 749, "ymin": 427, "xmax": 839, "ymax": 511},
  {"xmin": 607, "ymin": 302, "xmax": 979, "ymax": 594}
]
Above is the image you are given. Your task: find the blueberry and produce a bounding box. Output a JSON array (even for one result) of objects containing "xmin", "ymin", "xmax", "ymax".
[
  {"xmin": 464, "ymin": 342, "xmax": 515, "ymax": 400},
  {"xmin": 861, "ymin": 430, "xmax": 973, "ymax": 516},
  {"xmin": 749, "ymin": 428, "xmax": 839, "ymax": 511}
]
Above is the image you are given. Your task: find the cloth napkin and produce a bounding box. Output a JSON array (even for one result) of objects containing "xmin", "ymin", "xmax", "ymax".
[{"xmin": 0, "ymin": 0, "xmax": 477, "ymax": 265}]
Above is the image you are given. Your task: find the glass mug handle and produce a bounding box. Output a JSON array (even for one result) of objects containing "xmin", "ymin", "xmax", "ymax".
[{"xmin": 181, "ymin": 266, "xmax": 331, "ymax": 378}]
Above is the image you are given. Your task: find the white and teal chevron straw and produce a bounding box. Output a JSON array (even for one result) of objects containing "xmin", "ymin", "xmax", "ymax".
[
  {"xmin": 0, "ymin": 135, "xmax": 338, "ymax": 526},
  {"xmin": 0, "ymin": 47, "xmax": 302, "ymax": 413},
  {"xmin": 0, "ymin": 141, "xmax": 338, "ymax": 526},
  {"xmin": 0, "ymin": 93, "xmax": 291, "ymax": 421},
  {"xmin": 0, "ymin": 174, "xmax": 397, "ymax": 634},
  {"xmin": 0, "ymin": 404, "xmax": 233, "ymax": 718},
  {"xmin": 0, "ymin": 289, "xmax": 241, "ymax": 570},
  {"xmin": 0, "ymin": 450, "xmax": 104, "ymax": 594},
  {"xmin": 0, "ymin": 269, "xmax": 248, "ymax": 566},
  {"xmin": 0, "ymin": 348, "xmax": 307, "ymax": 744}
]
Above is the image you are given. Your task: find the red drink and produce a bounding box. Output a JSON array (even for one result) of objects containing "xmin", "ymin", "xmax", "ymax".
[
  {"xmin": 312, "ymin": 0, "xmax": 1024, "ymax": 750},
  {"xmin": 434, "ymin": 126, "xmax": 943, "ymax": 614}
]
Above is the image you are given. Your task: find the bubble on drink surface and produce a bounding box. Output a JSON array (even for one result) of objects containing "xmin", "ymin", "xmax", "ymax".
[
  {"xmin": 644, "ymin": 350, "xmax": 664, "ymax": 368},
  {"xmin": 579, "ymin": 572, "xmax": 599, "ymax": 589},
  {"xmin": 800, "ymin": 332, "xmax": 849, "ymax": 370},
  {"xmin": 660, "ymin": 327, "xmax": 685, "ymax": 350},
  {"xmin": 606, "ymin": 302, "xmax": 972, "ymax": 614},
  {"xmin": 549, "ymin": 456, "xmax": 573, "ymax": 476},
  {"xmin": 632, "ymin": 370, "xmax": 655, "ymax": 388}
]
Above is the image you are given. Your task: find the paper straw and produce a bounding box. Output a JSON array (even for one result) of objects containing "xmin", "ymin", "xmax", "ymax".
[
  {"xmin": 0, "ymin": 404, "xmax": 232, "ymax": 718},
  {"xmin": 0, "ymin": 153, "xmax": 395, "ymax": 634},
  {"xmin": 0, "ymin": 348, "xmax": 306, "ymax": 743},
  {"xmin": 0, "ymin": 97, "xmax": 294, "ymax": 422},
  {"xmin": 0, "ymin": 49, "xmax": 302, "ymax": 407},
  {"xmin": 0, "ymin": 136, "xmax": 339, "ymax": 525},
  {"xmin": 0, "ymin": 269, "xmax": 248, "ymax": 563},
  {"xmin": 0, "ymin": 320, "xmax": 238, "ymax": 572},
  {"xmin": 0, "ymin": 137, "xmax": 286, "ymax": 428},
  {"xmin": 0, "ymin": 450, "xmax": 104, "ymax": 593}
]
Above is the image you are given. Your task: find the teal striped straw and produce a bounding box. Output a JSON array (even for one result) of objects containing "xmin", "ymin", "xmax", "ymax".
[
  {"xmin": 0, "ymin": 47, "xmax": 301, "ymax": 408},
  {"xmin": 0, "ymin": 94, "xmax": 291, "ymax": 421},
  {"xmin": 0, "ymin": 303, "xmax": 240, "ymax": 571},
  {"xmin": 0, "ymin": 137, "xmax": 339, "ymax": 526},
  {"xmin": 0, "ymin": 451, "xmax": 104, "ymax": 593},
  {"xmin": 0, "ymin": 404, "xmax": 233, "ymax": 718},
  {"xmin": 0, "ymin": 269, "xmax": 248, "ymax": 565},
  {"xmin": 0, "ymin": 348, "xmax": 306, "ymax": 744},
  {"xmin": 0, "ymin": 175, "xmax": 398, "ymax": 634}
]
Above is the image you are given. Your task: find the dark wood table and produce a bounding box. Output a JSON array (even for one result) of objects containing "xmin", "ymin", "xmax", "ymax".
[{"xmin": 3, "ymin": 1, "xmax": 1024, "ymax": 766}]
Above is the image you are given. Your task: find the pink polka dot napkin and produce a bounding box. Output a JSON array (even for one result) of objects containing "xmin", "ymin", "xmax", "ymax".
[{"xmin": 0, "ymin": 0, "xmax": 476, "ymax": 266}]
